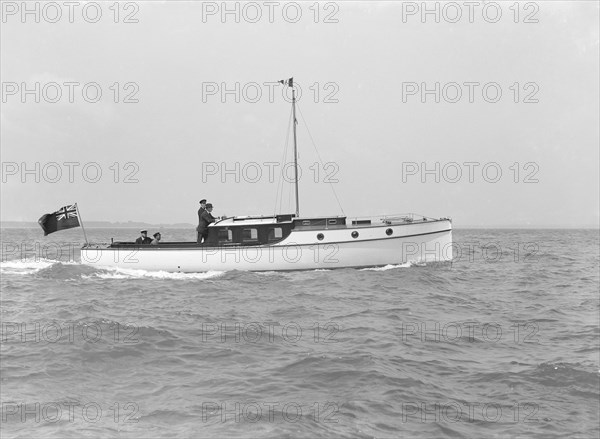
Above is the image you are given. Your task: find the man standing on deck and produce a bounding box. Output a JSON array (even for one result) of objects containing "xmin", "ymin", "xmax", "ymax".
[
  {"xmin": 197, "ymin": 203, "xmax": 216, "ymax": 244},
  {"xmin": 197, "ymin": 199, "xmax": 207, "ymax": 243}
]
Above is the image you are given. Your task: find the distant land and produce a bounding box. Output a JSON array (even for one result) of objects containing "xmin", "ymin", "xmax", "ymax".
[{"xmin": 0, "ymin": 221, "xmax": 195, "ymax": 229}]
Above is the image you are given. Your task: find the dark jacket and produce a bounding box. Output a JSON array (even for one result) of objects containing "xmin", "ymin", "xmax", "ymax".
[
  {"xmin": 197, "ymin": 211, "xmax": 216, "ymax": 234},
  {"xmin": 135, "ymin": 236, "xmax": 152, "ymax": 244},
  {"xmin": 197, "ymin": 207, "xmax": 206, "ymax": 226}
]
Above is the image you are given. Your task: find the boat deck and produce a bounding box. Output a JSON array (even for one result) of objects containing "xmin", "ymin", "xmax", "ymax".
[{"xmin": 84, "ymin": 215, "xmax": 450, "ymax": 249}]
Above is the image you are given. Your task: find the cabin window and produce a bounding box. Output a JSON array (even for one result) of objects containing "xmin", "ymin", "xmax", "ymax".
[
  {"xmin": 268, "ymin": 227, "xmax": 283, "ymax": 241},
  {"xmin": 242, "ymin": 228, "xmax": 258, "ymax": 242},
  {"xmin": 218, "ymin": 228, "xmax": 233, "ymax": 242}
]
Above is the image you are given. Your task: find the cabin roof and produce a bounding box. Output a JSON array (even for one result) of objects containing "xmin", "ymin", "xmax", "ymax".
[
  {"xmin": 215, "ymin": 216, "xmax": 280, "ymax": 226},
  {"xmin": 212, "ymin": 214, "xmax": 347, "ymax": 227}
]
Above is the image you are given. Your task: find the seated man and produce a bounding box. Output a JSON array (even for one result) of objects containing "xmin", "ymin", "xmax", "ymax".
[
  {"xmin": 135, "ymin": 230, "xmax": 152, "ymax": 244},
  {"xmin": 151, "ymin": 232, "xmax": 161, "ymax": 245}
]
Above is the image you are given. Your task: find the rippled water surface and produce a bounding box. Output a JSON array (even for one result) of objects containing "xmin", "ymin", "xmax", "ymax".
[{"xmin": 1, "ymin": 228, "xmax": 598, "ymax": 438}]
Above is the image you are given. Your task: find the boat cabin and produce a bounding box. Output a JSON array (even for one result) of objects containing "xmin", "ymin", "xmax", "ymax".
[
  {"xmin": 109, "ymin": 214, "xmax": 347, "ymax": 248},
  {"xmin": 204, "ymin": 215, "xmax": 347, "ymax": 246},
  {"xmin": 204, "ymin": 215, "xmax": 294, "ymax": 246}
]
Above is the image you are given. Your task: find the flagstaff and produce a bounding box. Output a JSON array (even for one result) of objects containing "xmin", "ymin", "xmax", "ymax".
[{"xmin": 75, "ymin": 203, "xmax": 89, "ymax": 246}]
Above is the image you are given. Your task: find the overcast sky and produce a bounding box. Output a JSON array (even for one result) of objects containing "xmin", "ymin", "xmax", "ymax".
[{"xmin": 1, "ymin": 1, "xmax": 598, "ymax": 227}]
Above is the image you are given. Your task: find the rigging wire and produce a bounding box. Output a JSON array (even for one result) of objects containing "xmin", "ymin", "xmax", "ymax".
[{"xmin": 295, "ymin": 102, "xmax": 346, "ymax": 216}]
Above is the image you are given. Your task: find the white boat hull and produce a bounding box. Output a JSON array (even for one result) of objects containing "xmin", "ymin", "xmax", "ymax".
[{"xmin": 81, "ymin": 220, "xmax": 452, "ymax": 273}]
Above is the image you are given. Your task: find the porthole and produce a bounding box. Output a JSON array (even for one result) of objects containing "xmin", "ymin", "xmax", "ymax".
[
  {"xmin": 317, "ymin": 233, "xmax": 324, "ymax": 241},
  {"xmin": 351, "ymin": 231, "xmax": 359, "ymax": 239},
  {"xmin": 386, "ymin": 228, "xmax": 393, "ymax": 236}
]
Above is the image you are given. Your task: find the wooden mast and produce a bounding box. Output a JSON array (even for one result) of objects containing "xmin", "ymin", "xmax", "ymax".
[{"xmin": 291, "ymin": 80, "xmax": 300, "ymax": 218}]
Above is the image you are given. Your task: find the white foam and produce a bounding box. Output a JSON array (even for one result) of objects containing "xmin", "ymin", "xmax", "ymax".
[
  {"xmin": 0, "ymin": 258, "xmax": 58, "ymax": 274},
  {"xmin": 92, "ymin": 266, "xmax": 225, "ymax": 280},
  {"xmin": 254, "ymin": 271, "xmax": 281, "ymax": 276},
  {"xmin": 360, "ymin": 263, "xmax": 412, "ymax": 271}
]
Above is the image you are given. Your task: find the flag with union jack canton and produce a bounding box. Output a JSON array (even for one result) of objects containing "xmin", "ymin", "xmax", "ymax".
[{"xmin": 38, "ymin": 204, "xmax": 80, "ymax": 236}]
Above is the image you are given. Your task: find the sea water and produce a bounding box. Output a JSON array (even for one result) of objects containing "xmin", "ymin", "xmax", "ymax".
[{"xmin": 1, "ymin": 228, "xmax": 598, "ymax": 438}]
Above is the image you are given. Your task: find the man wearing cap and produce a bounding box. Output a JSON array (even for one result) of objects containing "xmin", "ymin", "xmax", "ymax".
[
  {"xmin": 135, "ymin": 230, "xmax": 152, "ymax": 244},
  {"xmin": 197, "ymin": 199, "xmax": 207, "ymax": 242},
  {"xmin": 197, "ymin": 203, "xmax": 216, "ymax": 244}
]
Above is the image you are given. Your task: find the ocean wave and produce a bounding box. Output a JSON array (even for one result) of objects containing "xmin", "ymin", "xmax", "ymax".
[
  {"xmin": 1, "ymin": 228, "xmax": 597, "ymax": 439},
  {"xmin": 88, "ymin": 266, "xmax": 226, "ymax": 280},
  {"xmin": 360, "ymin": 263, "xmax": 412, "ymax": 271},
  {"xmin": 534, "ymin": 362, "xmax": 599, "ymax": 387},
  {"xmin": 0, "ymin": 258, "xmax": 72, "ymax": 275},
  {"xmin": 0, "ymin": 257, "xmax": 227, "ymax": 280}
]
